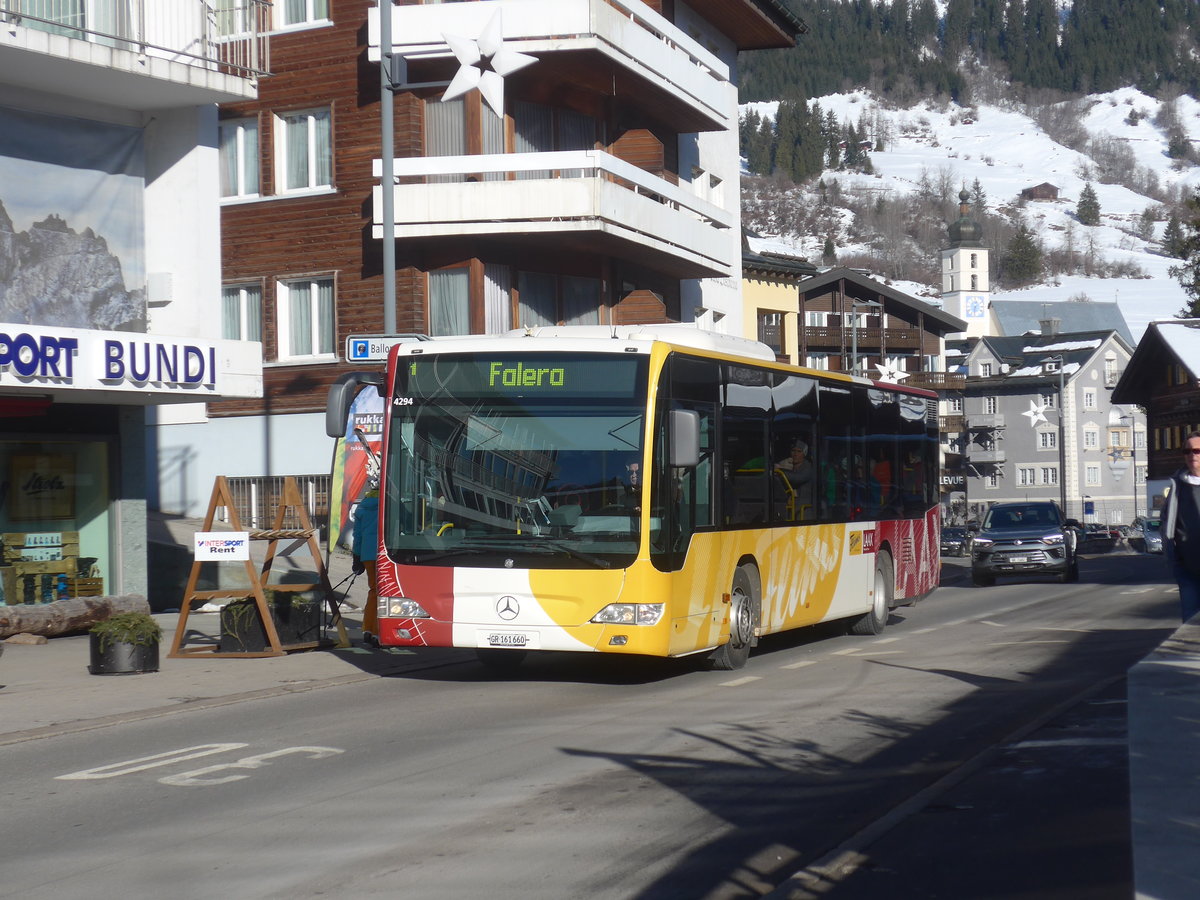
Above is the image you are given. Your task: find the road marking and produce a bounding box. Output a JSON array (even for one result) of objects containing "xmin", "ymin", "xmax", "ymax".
[
  {"xmin": 979, "ymin": 620, "xmax": 1006, "ymax": 627},
  {"xmin": 873, "ymin": 637, "xmax": 901, "ymax": 645},
  {"xmin": 989, "ymin": 640, "xmax": 1070, "ymax": 645},
  {"xmin": 832, "ymin": 647, "xmax": 862, "ymax": 655},
  {"xmin": 720, "ymin": 676, "xmax": 761, "ymax": 688},
  {"xmin": 781, "ymin": 660, "xmax": 817, "ymax": 670},
  {"xmin": 1121, "ymin": 588, "xmax": 1155, "ymax": 595},
  {"xmin": 854, "ymin": 650, "xmax": 905, "ymax": 657},
  {"xmin": 57, "ymin": 744, "xmax": 249, "ymax": 780},
  {"xmin": 159, "ymin": 746, "xmax": 345, "ymax": 787},
  {"xmin": 1010, "ymin": 738, "xmax": 1126, "ymax": 749}
]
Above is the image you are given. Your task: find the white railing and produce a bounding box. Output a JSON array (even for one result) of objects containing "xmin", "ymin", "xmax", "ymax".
[
  {"xmin": 0, "ymin": 0, "xmax": 269, "ymax": 78},
  {"xmin": 373, "ymin": 0, "xmax": 730, "ymax": 125},
  {"xmin": 373, "ymin": 149, "xmax": 733, "ymax": 232}
]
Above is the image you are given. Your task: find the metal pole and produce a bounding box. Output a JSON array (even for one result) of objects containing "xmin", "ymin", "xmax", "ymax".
[
  {"xmin": 380, "ymin": 0, "xmax": 396, "ymax": 335},
  {"xmin": 851, "ymin": 303, "xmax": 858, "ymax": 376},
  {"xmin": 1058, "ymin": 363, "xmax": 1067, "ymax": 516}
]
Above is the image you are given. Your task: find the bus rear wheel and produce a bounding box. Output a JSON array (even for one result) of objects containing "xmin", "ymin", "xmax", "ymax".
[
  {"xmin": 708, "ymin": 565, "xmax": 758, "ymax": 671},
  {"xmin": 850, "ymin": 553, "xmax": 892, "ymax": 636}
]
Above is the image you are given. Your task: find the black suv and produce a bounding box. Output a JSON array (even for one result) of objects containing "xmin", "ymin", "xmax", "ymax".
[{"xmin": 970, "ymin": 501, "xmax": 1080, "ymax": 586}]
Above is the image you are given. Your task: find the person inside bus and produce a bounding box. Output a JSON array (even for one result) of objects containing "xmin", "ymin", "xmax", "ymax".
[{"xmin": 775, "ymin": 439, "xmax": 814, "ymax": 518}]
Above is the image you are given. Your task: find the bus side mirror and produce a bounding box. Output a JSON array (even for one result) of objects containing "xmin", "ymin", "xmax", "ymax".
[
  {"xmin": 669, "ymin": 409, "xmax": 700, "ymax": 468},
  {"xmin": 326, "ymin": 372, "xmax": 385, "ymax": 438}
]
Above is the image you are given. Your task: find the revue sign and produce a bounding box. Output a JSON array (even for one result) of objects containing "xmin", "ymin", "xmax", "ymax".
[{"xmin": 0, "ymin": 323, "xmax": 262, "ymax": 399}]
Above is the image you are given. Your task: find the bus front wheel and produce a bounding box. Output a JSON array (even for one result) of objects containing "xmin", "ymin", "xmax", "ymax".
[
  {"xmin": 850, "ymin": 553, "xmax": 892, "ymax": 636},
  {"xmin": 708, "ymin": 565, "xmax": 758, "ymax": 671}
]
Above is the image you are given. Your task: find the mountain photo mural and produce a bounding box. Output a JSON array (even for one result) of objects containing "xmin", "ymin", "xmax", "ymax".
[{"xmin": 0, "ymin": 105, "xmax": 146, "ymax": 333}]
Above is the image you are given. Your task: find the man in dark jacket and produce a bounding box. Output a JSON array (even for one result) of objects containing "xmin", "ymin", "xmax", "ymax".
[{"xmin": 1163, "ymin": 432, "xmax": 1200, "ymax": 622}]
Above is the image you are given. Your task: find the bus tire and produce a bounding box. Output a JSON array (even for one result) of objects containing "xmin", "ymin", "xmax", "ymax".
[
  {"xmin": 850, "ymin": 553, "xmax": 892, "ymax": 636},
  {"xmin": 476, "ymin": 649, "xmax": 527, "ymax": 671},
  {"xmin": 708, "ymin": 565, "xmax": 758, "ymax": 671}
]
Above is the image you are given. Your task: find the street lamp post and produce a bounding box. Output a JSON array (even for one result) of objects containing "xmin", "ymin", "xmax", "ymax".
[
  {"xmin": 1042, "ymin": 356, "xmax": 1068, "ymax": 517},
  {"xmin": 1120, "ymin": 412, "xmax": 1139, "ymax": 520},
  {"xmin": 380, "ymin": 0, "xmax": 397, "ymax": 335},
  {"xmin": 850, "ymin": 299, "xmax": 882, "ymax": 376}
]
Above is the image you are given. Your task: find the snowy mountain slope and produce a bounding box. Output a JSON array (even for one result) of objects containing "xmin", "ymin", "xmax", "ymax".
[{"xmin": 742, "ymin": 88, "xmax": 1200, "ymax": 341}]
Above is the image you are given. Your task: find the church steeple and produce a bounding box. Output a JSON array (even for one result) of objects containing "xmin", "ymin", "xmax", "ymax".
[{"xmin": 941, "ymin": 189, "xmax": 991, "ymax": 338}]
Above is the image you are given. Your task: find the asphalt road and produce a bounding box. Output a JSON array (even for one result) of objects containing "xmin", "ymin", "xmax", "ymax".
[{"xmin": 0, "ymin": 552, "xmax": 1177, "ymax": 899}]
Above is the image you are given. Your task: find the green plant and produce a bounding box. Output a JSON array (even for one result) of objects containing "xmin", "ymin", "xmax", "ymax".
[{"xmin": 90, "ymin": 612, "xmax": 162, "ymax": 653}]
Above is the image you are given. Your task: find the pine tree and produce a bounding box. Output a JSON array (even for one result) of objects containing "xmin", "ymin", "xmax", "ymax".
[
  {"xmin": 1077, "ymin": 182, "xmax": 1101, "ymax": 226},
  {"xmin": 822, "ymin": 236, "xmax": 837, "ymax": 265},
  {"xmin": 1163, "ymin": 214, "xmax": 1187, "ymax": 258},
  {"xmin": 1169, "ymin": 194, "xmax": 1200, "ymax": 316},
  {"xmin": 1003, "ymin": 223, "xmax": 1043, "ymax": 286}
]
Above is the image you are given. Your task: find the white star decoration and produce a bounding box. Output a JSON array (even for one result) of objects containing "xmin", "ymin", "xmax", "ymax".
[
  {"xmin": 874, "ymin": 358, "xmax": 910, "ymax": 383},
  {"xmin": 442, "ymin": 10, "xmax": 537, "ymax": 118},
  {"xmin": 1022, "ymin": 400, "xmax": 1049, "ymax": 427}
]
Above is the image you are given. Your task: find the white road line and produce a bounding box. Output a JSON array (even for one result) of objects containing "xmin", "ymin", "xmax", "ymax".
[
  {"xmin": 989, "ymin": 640, "xmax": 1070, "ymax": 645},
  {"xmin": 832, "ymin": 647, "xmax": 862, "ymax": 656},
  {"xmin": 873, "ymin": 637, "xmax": 901, "ymax": 645},
  {"xmin": 854, "ymin": 650, "xmax": 905, "ymax": 657},
  {"xmin": 721, "ymin": 676, "xmax": 761, "ymax": 687},
  {"xmin": 781, "ymin": 660, "xmax": 818, "ymax": 670},
  {"xmin": 1010, "ymin": 738, "xmax": 1126, "ymax": 749},
  {"xmin": 979, "ymin": 620, "xmax": 1006, "ymax": 627},
  {"xmin": 1121, "ymin": 588, "xmax": 1155, "ymax": 595}
]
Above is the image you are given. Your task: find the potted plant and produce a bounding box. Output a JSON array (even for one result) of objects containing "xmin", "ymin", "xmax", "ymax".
[
  {"xmin": 89, "ymin": 612, "xmax": 161, "ymax": 675},
  {"xmin": 219, "ymin": 591, "xmax": 321, "ymax": 652}
]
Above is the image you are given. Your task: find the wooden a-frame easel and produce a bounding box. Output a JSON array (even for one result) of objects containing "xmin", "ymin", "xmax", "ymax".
[{"xmin": 168, "ymin": 475, "xmax": 348, "ymax": 658}]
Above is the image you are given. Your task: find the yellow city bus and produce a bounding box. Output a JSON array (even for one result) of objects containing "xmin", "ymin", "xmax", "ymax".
[{"xmin": 326, "ymin": 325, "xmax": 940, "ymax": 670}]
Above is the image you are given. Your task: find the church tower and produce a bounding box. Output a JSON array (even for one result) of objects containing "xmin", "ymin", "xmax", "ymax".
[{"xmin": 941, "ymin": 189, "xmax": 991, "ymax": 338}]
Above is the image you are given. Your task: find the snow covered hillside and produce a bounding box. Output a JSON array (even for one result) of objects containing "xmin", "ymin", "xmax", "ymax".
[{"xmin": 742, "ymin": 88, "xmax": 1200, "ymax": 342}]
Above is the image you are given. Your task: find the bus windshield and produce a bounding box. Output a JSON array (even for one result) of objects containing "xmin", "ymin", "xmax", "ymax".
[{"xmin": 384, "ymin": 353, "xmax": 649, "ymax": 568}]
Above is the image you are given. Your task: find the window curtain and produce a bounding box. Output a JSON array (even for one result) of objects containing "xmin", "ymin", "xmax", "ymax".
[
  {"xmin": 557, "ymin": 109, "xmax": 593, "ymax": 179},
  {"xmin": 517, "ymin": 271, "xmax": 556, "ymax": 327},
  {"xmin": 481, "ymin": 103, "xmax": 505, "ymax": 182},
  {"xmin": 222, "ymin": 287, "xmax": 241, "ymax": 340},
  {"xmin": 285, "ymin": 111, "xmax": 330, "ymax": 190},
  {"xmin": 316, "ymin": 278, "xmax": 334, "ymax": 353},
  {"xmin": 430, "ymin": 269, "xmax": 469, "ymax": 336},
  {"xmin": 285, "ymin": 113, "xmax": 308, "ymax": 190},
  {"xmin": 289, "ymin": 283, "xmax": 312, "ymax": 356},
  {"xmin": 313, "ymin": 110, "xmax": 332, "ymax": 187},
  {"xmin": 426, "ymin": 99, "xmax": 465, "ymax": 184},
  {"xmin": 219, "ymin": 121, "xmax": 258, "ymax": 197},
  {"xmin": 219, "ymin": 124, "xmax": 239, "ymax": 198},
  {"xmin": 283, "ymin": 0, "xmax": 325, "ymax": 26},
  {"xmin": 222, "ymin": 287, "xmax": 263, "ymax": 342},
  {"xmin": 21, "ymin": 0, "xmax": 84, "ymax": 37},
  {"xmin": 513, "ymin": 101, "xmax": 552, "ymax": 180},
  {"xmin": 561, "ymin": 275, "xmax": 599, "ymax": 326},
  {"xmin": 484, "ymin": 264, "xmax": 511, "ymax": 333}
]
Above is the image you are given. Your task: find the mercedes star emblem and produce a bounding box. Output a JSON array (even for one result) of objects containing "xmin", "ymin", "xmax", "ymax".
[{"xmin": 496, "ymin": 596, "xmax": 519, "ymax": 620}]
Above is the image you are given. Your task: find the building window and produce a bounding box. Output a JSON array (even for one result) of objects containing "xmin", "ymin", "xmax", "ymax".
[
  {"xmin": 1104, "ymin": 357, "xmax": 1118, "ymax": 385},
  {"xmin": 948, "ymin": 395, "xmax": 963, "ymax": 413},
  {"xmin": 516, "ymin": 272, "xmax": 600, "ymax": 328},
  {"xmin": 758, "ymin": 313, "xmax": 784, "ymax": 355},
  {"xmin": 1017, "ymin": 466, "xmax": 1036, "ymax": 486},
  {"xmin": 1084, "ymin": 429, "xmax": 1098, "ymax": 449},
  {"xmin": 1086, "ymin": 464, "xmax": 1101, "ymax": 486},
  {"xmin": 1136, "ymin": 464, "xmax": 1147, "ymax": 485},
  {"xmin": 805, "ymin": 354, "xmax": 829, "ymax": 370},
  {"xmin": 1110, "ymin": 429, "xmax": 1126, "ymax": 447},
  {"xmin": 222, "ymin": 284, "xmax": 262, "ymax": 342},
  {"xmin": 1135, "ymin": 429, "xmax": 1145, "ymax": 450},
  {"xmin": 805, "ymin": 311, "xmax": 826, "ymax": 327},
  {"xmin": 983, "ymin": 396, "xmax": 998, "ymax": 415},
  {"xmin": 970, "ymin": 253, "xmax": 978, "ymax": 268},
  {"xmin": 278, "ymin": 276, "xmax": 334, "ymax": 360},
  {"xmin": 1040, "ymin": 392, "xmax": 1056, "ymax": 409},
  {"xmin": 979, "ymin": 362, "xmax": 992, "ymax": 377},
  {"xmin": 970, "ymin": 274, "xmax": 978, "ymax": 290},
  {"xmin": 219, "ymin": 118, "xmax": 259, "ymax": 199},
  {"xmin": 1041, "ymin": 466, "xmax": 1059, "ymax": 485},
  {"xmin": 985, "ymin": 472, "xmax": 1000, "ymax": 489},
  {"xmin": 429, "ymin": 268, "xmax": 469, "ymax": 336},
  {"xmin": 1038, "ymin": 431, "xmax": 1057, "ymax": 450},
  {"xmin": 279, "ymin": 0, "xmax": 329, "ymax": 28},
  {"xmin": 215, "ymin": 0, "xmax": 255, "ymax": 37},
  {"xmin": 1083, "ymin": 388, "xmax": 1097, "ymax": 409},
  {"xmin": 278, "ymin": 109, "xmax": 332, "ymax": 192}
]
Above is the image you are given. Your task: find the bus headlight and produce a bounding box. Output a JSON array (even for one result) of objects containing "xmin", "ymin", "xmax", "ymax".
[
  {"xmin": 384, "ymin": 597, "xmax": 430, "ymax": 618},
  {"xmin": 591, "ymin": 603, "xmax": 664, "ymax": 626}
]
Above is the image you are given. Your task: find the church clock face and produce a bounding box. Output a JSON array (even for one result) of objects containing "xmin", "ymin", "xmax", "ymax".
[{"xmin": 965, "ymin": 295, "xmax": 985, "ymax": 318}]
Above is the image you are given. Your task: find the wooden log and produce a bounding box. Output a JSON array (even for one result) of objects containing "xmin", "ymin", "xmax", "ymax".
[{"xmin": 0, "ymin": 595, "xmax": 150, "ymax": 639}]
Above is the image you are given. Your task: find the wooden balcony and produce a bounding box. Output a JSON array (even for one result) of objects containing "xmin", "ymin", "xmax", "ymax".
[{"xmin": 908, "ymin": 372, "xmax": 966, "ymax": 391}]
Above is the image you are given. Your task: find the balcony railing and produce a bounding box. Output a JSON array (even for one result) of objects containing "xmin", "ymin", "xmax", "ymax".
[
  {"xmin": 939, "ymin": 414, "xmax": 966, "ymax": 432},
  {"xmin": 907, "ymin": 372, "xmax": 966, "ymax": 391},
  {"xmin": 803, "ymin": 325, "xmax": 924, "ymax": 350},
  {"xmin": 969, "ymin": 414, "xmax": 1006, "ymax": 429},
  {"xmin": 969, "ymin": 448, "xmax": 1007, "ymax": 464},
  {"xmin": 371, "ymin": 0, "xmax": 731, "ymax": 130},
  {"xmin": 373, "ymin": 149, "xmax": 735, "ymax": 277},
  {"xmin": 0, "ymin": 0, "xmax": 269, "ymax": 78}
]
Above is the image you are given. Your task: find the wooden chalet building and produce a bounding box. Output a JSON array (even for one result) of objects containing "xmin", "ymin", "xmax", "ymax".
[{"xmin": 156, "ymin": 0, "xmax": 805, "ymax": 516}]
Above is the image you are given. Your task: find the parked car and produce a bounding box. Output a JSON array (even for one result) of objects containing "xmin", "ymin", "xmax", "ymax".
[
  {"xmin": 941, "ymin": 525, "xmax": 971, "ymax": 557},
  {"xmin": 1142, "ymin": 519, "xmax": 1163, "ymax": 554},
  {"xmin": 1078, "ymin": 523, "xmax": 1117, "ymax": 554},
  {"xmin": 970, "ymin": 501, "xmax": 1080, "ymax": 586}
]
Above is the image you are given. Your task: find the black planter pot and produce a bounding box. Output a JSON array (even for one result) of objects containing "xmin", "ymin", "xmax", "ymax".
[
  {"xmin": 219, "ymin": 597, "xmax": 321, "ymax": 653},
  {"xmin": 88, "ymin": 634, "xmax": 159, "ymax": 675}
]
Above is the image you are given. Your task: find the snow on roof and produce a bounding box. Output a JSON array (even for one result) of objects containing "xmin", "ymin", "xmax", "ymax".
[
  {"xmin": 1021, "ymin": 340, "xmax": 1102, "ymax": 353},
  {"xmin": 1156, "ymin": 322, "xmax": 1200, "ymax": 372},
  {"xmin": 1008, "ymin": 362, "xmax": 1082, "ymax": 378}
]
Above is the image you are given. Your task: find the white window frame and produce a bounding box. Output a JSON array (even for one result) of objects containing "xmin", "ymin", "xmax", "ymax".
[
  {"xmin": 984, "ymin": 472, "xmax": 1000, "ymax": 489},
  {"xmin": 222, "ymin": 283, "xmax": 262, "ymax": 342},
  {"xmin": 276, "ymin": 0, "xmax": 330, "ymax": 30},
  {"xmin": 276, "ymin": 108, "xmax": 332, "ymax": 194},
  {"xmin": 1083, "ymin": 429, "xmax": 1099, "ymax": 449},
  {"xmin": 980, "ymin": 362, "xmax": 993, "ymax": 377},
  {"xmin": 948, "ymin": 395, "xmax": 963, "ymax": 413},
  {"xmin": 1040, "ymin": 392, "xmax": 1056, "ymax": 409},
  {"xmin": 1085, "ymin": 464, "xmax": 1101, "ymax": 486},
  {"xmin": 1038, "ymin": 430, "xmax": 1057, "ymax": 450},
  {"xmin": 277, "ymin": 275, "xmax": 336, "ymax": 362},
  {"xmin": 219, "ymin": 117, "xmax": 259, "ymax": 200},
  {"xmin": 1017, "ymin": 466, "xmax": 1036, "ymax": 487},
  {"xmin": 1041, "ymin": 466, "xmax": 1059, "ymax": 486},
  {"xmin": 983, "ymin": 396, "xmax": 998, "ymax": 415},
  {"xmin": 805, "ymin": 311, "xmax": 826, "ymax": 327},
  {"xmin": 1082, "ymin": 388, "xmax": 1097, "ymax": 410},
  {"xmin": 805, "ymin": 353, "xmax": 829, "ymax": 370}
]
